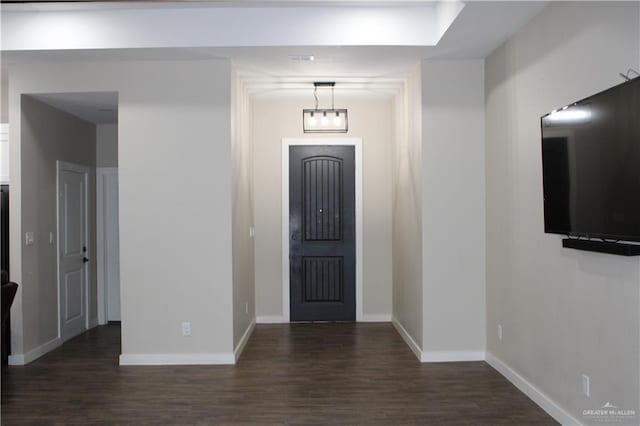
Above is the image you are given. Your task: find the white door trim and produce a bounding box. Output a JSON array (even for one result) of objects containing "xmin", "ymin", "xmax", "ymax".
[
  {"xmin": 56, "ymin": 160, "xmax": 91, "ymax": 340},
  {"xmin": 281, "ymin": 138, "xmax": 363, "ymax": 322},
  {"xmin": 1, "ymin": 124, "xmax": 9, "ymax": 184},
  {"xmin": 96, "ymin": 167, "xmax": 118, "ymax": 325}
]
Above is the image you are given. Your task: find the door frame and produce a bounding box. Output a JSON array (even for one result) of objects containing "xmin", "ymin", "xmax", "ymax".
[
  {"xmin": 1, "ymin": 124, "xmax": 9, "ymax": 184},
  {"xmin": 96, "ymin": 167, "xmax": 118, "ymax": 325},
  {"xmin": 56, "ymin": 160, "xmax": 91, "ymax": 340},
  {"xmin": 281, "ymin": 138, "xmax": 363, "ymax": 322}
]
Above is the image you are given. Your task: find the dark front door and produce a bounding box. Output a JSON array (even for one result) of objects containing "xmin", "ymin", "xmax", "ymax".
[{"xmin": 289, "ymin": 145, "xmax": 356, "ymax": 321}]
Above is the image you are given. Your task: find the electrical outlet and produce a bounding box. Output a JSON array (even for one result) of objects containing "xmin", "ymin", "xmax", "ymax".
[
  {"xmin": 25, "ymin": 232, "xmax": 34, "ymax": 246},
  {"xmin": 498, "ymin": 324, "xmax": 503, "ymax": 341},
  {"xmin": 582, "ymin": 374, "xmax": 590, "ymax": 397},
  {"xmin": 181, "ymin": 322, "xmax": 191, "ymax": 337},
  {"xmin": 245, "ymin": 302, "xmax": 248, "ymax": 314}
]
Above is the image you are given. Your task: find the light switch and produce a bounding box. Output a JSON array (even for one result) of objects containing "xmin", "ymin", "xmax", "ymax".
[
  {"xmin": 25, "ymin": 232, "xmax": 35, "ymax": 246},
  {"xmin": 49, "ymin": 232, "xmax": 54, "ymax": 245},
  {"xmin": 182, "ymin": 322, "xmax": 191, "ymax": 336},
  {"xmin": 582, "ymin": 374, "xmax": 590, "ymax": 397}
]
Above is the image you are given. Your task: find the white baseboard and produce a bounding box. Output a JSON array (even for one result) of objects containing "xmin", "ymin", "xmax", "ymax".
[
  {"xmin": 391, "ymin": 316, "xmax": 422, "ymax": 362},
  {"xmin": 257, "ymin": 315, "xmax": 392, "ymax": 323},
  {"xmin": 486, "ymin": 352, "xmax": 581, "ymax": 426},
  {"xmin": 421, "ymin": 350, "xmax": 485, "ymax": 362},
  {"xmin": 391, "ymin": 317, "xmax": 485, "ymax": 363},
  {"xmin": 360, "ymin": 314, "xmax": 392, "ymax": 322},
  {"xmin": 234, "ymin": 319, "xmax": 256, "ymax": 362},
  {"xmin": 119, "ymin": 353, "xmax": 235, "ymax": 366},
  {"xmin": 256, "ymin": 315, "xmax": 287, "ymax": 324},
  {"xmin": 8, "ymin": 336, "xmax": 62, "ymax": 365}
]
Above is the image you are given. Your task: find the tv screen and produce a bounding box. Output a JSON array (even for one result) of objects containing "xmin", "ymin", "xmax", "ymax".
[{"xmin": 541, "ymin": 77, "xmax": 640, "ymax": 242}]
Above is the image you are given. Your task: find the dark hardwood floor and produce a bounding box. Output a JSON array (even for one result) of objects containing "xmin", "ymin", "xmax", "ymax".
[{"xmin": 1, "ymin": 323, "xmax": 557, "ymax": 425}]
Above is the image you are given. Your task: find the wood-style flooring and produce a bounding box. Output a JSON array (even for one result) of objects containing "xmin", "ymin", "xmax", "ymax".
[{"xmin": 1, "ymin": 323, "xmax": 557, "ymax": 425}]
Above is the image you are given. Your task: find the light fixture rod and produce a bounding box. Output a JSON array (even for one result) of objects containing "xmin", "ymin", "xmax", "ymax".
[
  {"xmin": 313, "ymin": 85, "xmax": 319, "ymax": 110},
  {"xmin": 312, "ymin": 81, "xmax": 336, "ymax": 110},
  {"xmin": 331, "ymin": 86, "xmax": 335, "ymax": 110}
]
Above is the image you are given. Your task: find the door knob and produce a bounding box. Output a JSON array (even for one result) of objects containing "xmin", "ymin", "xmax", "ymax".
[{"xmin": 83, "ymin": 257, "xmax": 89, "ymax": 263}]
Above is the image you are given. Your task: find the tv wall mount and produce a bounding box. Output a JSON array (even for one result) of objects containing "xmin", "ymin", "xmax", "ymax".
[
  {"xmin": 619, "ymin": 68, "xmax": 639, "ymax": 81},
  {"xmin": 562, "ymin": 238, "xmax": 640, "ymax": 256}
]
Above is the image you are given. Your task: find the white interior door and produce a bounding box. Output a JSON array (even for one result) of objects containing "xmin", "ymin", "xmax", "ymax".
[
  {"xmin": 97, "ymin": 168, "xmax": 120, "ymax": 322},
  {"xmin": 58, "ymin": 161, "xmax": 89, "ymax": 341}
]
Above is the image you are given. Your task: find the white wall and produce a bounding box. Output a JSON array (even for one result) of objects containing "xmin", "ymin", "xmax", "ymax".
[
  {"xmin": 421, "ymin": 60, "xmax": 486, "ymax": 359},
  {"xmin": 231, "ymin": 68, "xmax": 255, "ymax": 353},
  {"xmin": 9, "ymin": 60, "xmax": 234, "ymax": 362},
  {"xmin": 1, "ymin": 72, "xmax": 8, "ymax": 123},
  {"xmin": 392, "ymin": 66, "xmax": 423, "ymax": 349},
  {"xmin": 96, "ymin": 123, "xmax": 118, "ymax": 167},
  {"xmin": 485, "ymin": 2, "xmax": 639, "ymax": 423},
  {"xmin": 252, "ymin": 94, "xmax": 394, "ymax": 321},
  {"xmin": 17, "ymin": 96, "xmax": 96, "ymax": 354}
]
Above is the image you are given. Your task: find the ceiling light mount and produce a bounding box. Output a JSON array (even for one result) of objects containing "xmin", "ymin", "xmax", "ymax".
[
  {"xmin": 313, "ymin": 82, "xmax": 335, "ymax": 87},
  {"xmin": 303, "ymin": 82, "xmax": 348, "ymax": 133},
  {"xmin": 288, "ymin": 54, "xmax": 315, "ymax": 62}
]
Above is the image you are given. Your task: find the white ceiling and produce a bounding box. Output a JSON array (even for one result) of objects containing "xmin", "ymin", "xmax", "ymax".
[
  {"xmin": 2, "ymin": 3, "xmax": 458, "ymax": 50},
  {"xmin": 2, "ymin": 1, "xmax": 547, "ymax": 78},
  {"xmin": 2, "ymin": 1, "xmax": 547, "ymax": 117},
  {"xmin": 30, "ymin": 92, "xmax": 118, "ymax": 124},
  {"xmin": 3, "ymin": 1, "xmax": 444, "ymax": 10}
]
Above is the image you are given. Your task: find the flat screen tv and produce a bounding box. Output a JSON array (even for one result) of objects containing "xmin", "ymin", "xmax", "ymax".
[{"xmin": 541, "ymin": 77, "xmax": 640, "ymax": 242}]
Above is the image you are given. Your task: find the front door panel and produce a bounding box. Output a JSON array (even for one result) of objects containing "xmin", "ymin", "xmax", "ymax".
[{"xmin": 290, "ymin": 145, "xmax": 355, "ymax": 321}]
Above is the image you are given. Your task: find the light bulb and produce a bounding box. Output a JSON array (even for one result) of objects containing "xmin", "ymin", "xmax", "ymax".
[
  {"xmin": 321, "ymin": 111, "xmax": 329, "ymax": 126},
  {"xmin": 333, "ymin": 112, "xmax": 342, "ymax": 126},
  {"xmin": 308, "ymin": 113, "xmax": 317, "ymax": 126}
]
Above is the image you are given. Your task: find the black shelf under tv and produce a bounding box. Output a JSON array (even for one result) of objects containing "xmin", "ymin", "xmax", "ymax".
[{"xmin": 562, "ymin": 238, "xmax": 640, "ymax": 256}]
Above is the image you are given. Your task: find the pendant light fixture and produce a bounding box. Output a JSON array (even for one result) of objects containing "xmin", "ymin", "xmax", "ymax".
[{"xmin": 303, "ymin": 82, "xmax": 348, "ymax": 133}]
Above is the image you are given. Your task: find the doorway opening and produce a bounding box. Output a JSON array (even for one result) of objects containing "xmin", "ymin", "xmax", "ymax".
[{"xmin": 9, "ymin": 91, "xmax": 120, "ymax": 364}]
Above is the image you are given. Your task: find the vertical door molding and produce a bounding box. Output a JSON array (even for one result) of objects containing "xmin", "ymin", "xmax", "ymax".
[
  {"xmin": 0, "ymin": 124, "xmax": 9, "ymax": 184},
  {"xmin": 96, "ymin": 167, "xmax": 119, "ymax": 325}
]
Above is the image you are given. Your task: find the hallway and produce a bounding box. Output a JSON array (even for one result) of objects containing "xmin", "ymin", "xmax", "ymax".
[{"xmin": 1, "ymin": 323, "xmax": 555, "ymax": 425}]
